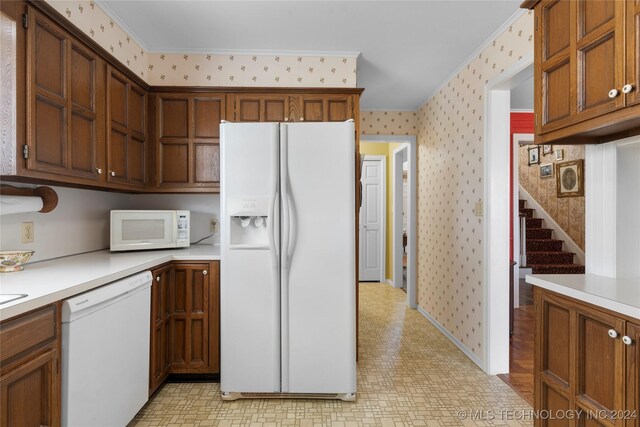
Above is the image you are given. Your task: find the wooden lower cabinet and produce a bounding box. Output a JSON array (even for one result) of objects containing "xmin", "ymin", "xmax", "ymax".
[
  {"xmin": 535, "ymin": 288, "xmax": 639, "ymax": 427},
  {"xmin": 0, "ymin": 304, "xmax": 61, "ymax": 427},
  {"xmin": 149, "ymin": 260, "xmax": 220, "ymax": 394}
]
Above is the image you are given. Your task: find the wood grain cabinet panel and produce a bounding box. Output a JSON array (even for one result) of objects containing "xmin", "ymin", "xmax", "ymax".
[
  {"xmin": 106, "ymin": 66, "xmax": 147, "ymax": 189},
  {"xmin": 169, "ymin": 261, "xmax": 219, "ymax": 374},
  {"xmin": 0, "ymin": 304, "xmax": 61, "ymax": 427},
  {"xmin": 149, "ymin": 264, "xmax": 172, "ymax": 396},
  {"xmin": 290, "ymin": 95, "xmax": 353, "ymax": 122},
  {"xmin": 233, "ymin": 94, "xmax": 289, "ymax": 122},
  {"xmin": 152, "ymin": 93, "xmax": 224, "ymax": 191},
  {"xmin": 530, "ymin": 0, "xmax": 640, "ymax": 143},
  {"xmin": 534, "ymin": 287, "xmax": 639, "ymax": 427},
  {"xmin": 26, "ymin": 6, "xmax": 103, "ymax": 183}
]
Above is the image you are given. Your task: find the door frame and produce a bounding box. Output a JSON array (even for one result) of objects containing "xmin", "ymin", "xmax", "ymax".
[
  {"xmin": 482, "ymin": 54, "xmax": 533, "ymax": 375},
  {"xmin": 360, "ymin": 135, "xmax": 417, "ymax": 309},
  {"xmin": 392, "ymin": 144, "xmax": 408, "ymax": 290},
  {"xmin": 359, "ymin": 155, "xmax": 386, "ymax": 282},
  {"xmin": 512, "ymin": 132, "xmax": 534, "ymax": 309}
]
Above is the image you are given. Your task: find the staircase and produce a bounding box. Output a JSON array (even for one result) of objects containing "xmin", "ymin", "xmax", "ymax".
[{"xmin": 519, "ymin": 199, "xmax": 585, "ymax": 274}]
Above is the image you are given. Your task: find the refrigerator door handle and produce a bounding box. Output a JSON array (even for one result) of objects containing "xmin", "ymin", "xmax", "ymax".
[
  {"xmin": 286, "ymin": 191, "xmax": 297, "ymax": 261},
  {"xmin": 280, "ymin": 125, "xmax": 290, "ymax": 269}
]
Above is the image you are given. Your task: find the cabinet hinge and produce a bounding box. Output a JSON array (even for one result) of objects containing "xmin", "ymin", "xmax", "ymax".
[
  {"xmin": 22, "ymin": 144, "xmax": 29, "ymax": 159},
  {"xmin": 22, "ymin": 13, "xmax": 28, "ymax": 29}
]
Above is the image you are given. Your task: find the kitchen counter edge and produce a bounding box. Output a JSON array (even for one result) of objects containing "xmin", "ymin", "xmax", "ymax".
[
  {"xmin": 526, "ymin": 273, "xmax": 640, "ymax": 320},
  {"xmin": 0, "ymin": 245, "xmax": 220, "ymax": 321}
]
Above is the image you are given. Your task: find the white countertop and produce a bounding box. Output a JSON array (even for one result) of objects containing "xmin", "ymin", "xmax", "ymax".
[
  {"xmin": 526, "ymin": 274, "xmax": 640, "ymax": 320},
  {"xmin": 0, "ymin": 245, "xmax": 220, "ymax": 321}
]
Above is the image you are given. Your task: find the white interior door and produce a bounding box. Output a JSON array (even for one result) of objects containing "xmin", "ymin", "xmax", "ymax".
[{"xmin": 359, "ymin": 157, "xmax": 384, "ymax": 282}]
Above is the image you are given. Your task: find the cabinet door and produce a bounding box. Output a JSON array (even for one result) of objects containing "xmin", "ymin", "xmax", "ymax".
[
  {"xmin": 233, "ymin": 94, "xmax": 289, "ymax": 122},
  {"xmin": 573, "ymin": 0, "xmax": 625, "ymax": 122},
  {"xmin": 290, "ymin": 95, "xmax": 353, "ymax": 122},
  {"xmin": 149, "ymin": 264, "xmax": 172, "ymax": 395},
  {"xmin": 626, "ymin": 0, "xmax": 640, "ymax": 107},
  {"xmin": 26, "ymin": 7, "xmax": 103, "ymax": 183},
  {"xmin": 170, "ymin": 262, "xmax": 219, "ymax": 373},
  {"xmin": 156, "ymin": 94, "xmax": 224, "ymax": 190},
  {"xmin": 626, "ymin": 322, "xmax": 640, "ymax": 427},
  {"xmin": 0, "ymin": 349, "xmax": 60, "ymax": 427},
  {"xmin": 538, "ymin": 0, "xmax": 573, "ymax": 133},
  {"xmin": 535, "ymin": 290, "xmax": 573, "ymax": 426},
  {"xmin": 106, "ymin": 66, "xmax": 146, "ymax": 188},
  {"xmin": 575, "ymin": 306, "xmax": 625, "ymax": 420}
]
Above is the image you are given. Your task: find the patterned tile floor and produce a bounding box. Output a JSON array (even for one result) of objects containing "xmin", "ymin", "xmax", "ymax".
[{"xmin": 131, "ymin": 283, "xmax": 532, "ymax": 426}]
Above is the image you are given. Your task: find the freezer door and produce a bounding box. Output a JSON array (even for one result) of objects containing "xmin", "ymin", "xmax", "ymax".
[
  {"xmin": 280, "ymin": 122, "xmax": 356, "ymax": 394},
  {"xmin": 220, "ymin": 122, "xmax": 280, "ymax": 393}
]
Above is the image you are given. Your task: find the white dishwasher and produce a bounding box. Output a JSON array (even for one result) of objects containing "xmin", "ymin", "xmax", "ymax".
[{"xmin": 61, "ymin": 271, "xmax": 152, "ymax": 427}]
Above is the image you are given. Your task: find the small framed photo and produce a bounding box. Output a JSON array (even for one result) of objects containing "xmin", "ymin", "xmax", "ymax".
[
  {"xmin": 528, "ymin": 146, "xmax": 540, "ymax": 165},
  {"xmin": 539, "ymin": 163, "xmax": 554, "ymax": 179},
  {"xmin": 555, "ymin": 149, "xmax": 564, "ymax": 161},
  {"xmin": 542, "ymin": 144, "xmax": 553, "ymax": 155},
  {"xmin": 556, "ymin": 160, "xmax": 584, "ymax": 197}
]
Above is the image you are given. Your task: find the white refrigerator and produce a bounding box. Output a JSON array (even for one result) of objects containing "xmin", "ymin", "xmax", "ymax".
[{"xmin": 220, "ymin": 121, "xmax": 356, "ymax": 401}]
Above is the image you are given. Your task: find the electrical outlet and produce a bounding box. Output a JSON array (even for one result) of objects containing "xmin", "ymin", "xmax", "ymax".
[
  {"xmin": 21, "ymin": 222, "xmax": 34, "ymax": 243},
  {"xmin": 210, "ymin": 218, "xmax": 218, "ymax": 233},
  {"xmin": 473, "ymin": 200, "xmax": 483, "ymax": 217}
]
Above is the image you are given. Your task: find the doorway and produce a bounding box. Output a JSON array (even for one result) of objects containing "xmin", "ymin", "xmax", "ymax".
[
  {"xmin": 359, "ymin": 136, "xmax": 417, "ymax": 309},
  {"xmin": 359, "ymin": 155, "xmax": 386, "ymax": 282}
]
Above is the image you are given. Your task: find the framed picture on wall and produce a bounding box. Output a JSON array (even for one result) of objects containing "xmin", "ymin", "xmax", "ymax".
[
  {"xmin": 539, "ymin": 163, "xmax": 553, "ymax": 179},
  {"xmin": 555, "ymin": 149, "xmax": 564, "ymax": 161},
  {"xmin": 542, "ymin": 144, "xmax": 553, "ymax": 155},
  {"xmin": 528, "ymin": 146, "xmax": 540, "ymax": 165},
  {"xmin": 556, "ymin": 160, "xmax": 584, "ymax": 197}
]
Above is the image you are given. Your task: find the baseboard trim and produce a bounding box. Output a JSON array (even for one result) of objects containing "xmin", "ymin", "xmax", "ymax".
[
  {"xmin": 385, "ymin": 279, "xmax": 395, "ymax": 287},
  {"xmin": 417, "ymin": 306, "xmax": 483, "ymax": 370}
]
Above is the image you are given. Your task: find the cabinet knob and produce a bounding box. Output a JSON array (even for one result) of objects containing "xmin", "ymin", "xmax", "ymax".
[
  {"xmin": 299, "ymin": 117, "xmax": 304, "ymax": 122},
  {"xmin": 608, "ymin": 329, "xmax": 619, "ymax": 338},
  {"xmin": 110, "ymin": 171, "xmax": 116, "ymax": 177},
  {"xmin": 96, "ymin": 168, "xmax": 103, "ymax": 174},
  {"xmin": 156, "ymin": 276, "xmax": 160, "ymax": 282},
  {"xmin": 284, "ymin": 117, "xmax": 289, "ymax": 122},
  {"xmin": 622, "ymin": 84, "xmax": 635, "ymax": 94},
  {"xmin": 623, "ymin": 335, "xmax": 634, "ymax": 345},
  {"xmin": 202, "ymin": 270, "xmax": 208, "ymax": 275},
  {"xmin": 608, "ymin": 89, "xmax": 619, "ymax": 98}
]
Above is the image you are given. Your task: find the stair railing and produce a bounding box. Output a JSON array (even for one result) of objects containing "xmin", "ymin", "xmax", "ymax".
[{"xmin": 520, "ymin": 215, "xmax": 527, "ymax": 266}]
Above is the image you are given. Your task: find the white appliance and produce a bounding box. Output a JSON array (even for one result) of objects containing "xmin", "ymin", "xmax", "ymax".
[
  {"xmin": 110, "ymin": 210, "xmax": 190, "ymax": 251},
  {"xmin": 61, "ymin": 271, "xmax": 152, "ymax": 427},
  {"xmin": 220, "ymin": 121, "xmax": 356, "ymax": 401}
]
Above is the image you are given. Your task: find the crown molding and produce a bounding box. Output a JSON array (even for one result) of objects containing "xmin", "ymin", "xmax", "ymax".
[
  {"xmin": 94, "ymin": 0, "xmax": 151, "ymax": 51},
  {"xmin": 419, "ymin": 8, "xmax": 528, "ymax": 108}
]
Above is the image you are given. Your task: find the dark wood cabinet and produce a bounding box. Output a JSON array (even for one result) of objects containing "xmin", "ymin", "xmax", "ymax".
[
  {"xmin": 170, "ymin": 261, "xmax": 220, "ymax": 374},
  {"xmin": 230, "ymin": 93, "xmax": 355, "ymax": 123},
  {"xmin": 149, "ymin": 260, "xmax": 220, "ymax": 394},
  {"xmin": 232, "ymin": 93, "xmax": 289, "ymax": 122},
  {"xmin": 149, "ymin": 263, "xmax": 172, "ymax": 395},
  {"xmin": 25, "ymin": 6, "xmax": 105, "ymax": 184},
  {"xmin": 535, "ymin": 287, "xmax": 639, "ymax": 427},
  {"xmin": 290, "ymin": 94, "xmax": 353, "ymax": 122},
  {"xmin": 150, "ymin": 93, "xmax": 225, "ymax": 191},
  {"xmin": 528, "ymin": 0, "xmax": 640, "ymax": 144},
  {"xmin": 106, "ymin": 66, "xmax": 147, "ymax": 189},
  {"xmin": 0, "ymin": 304, "xmax": 61, "ymax": 427}
]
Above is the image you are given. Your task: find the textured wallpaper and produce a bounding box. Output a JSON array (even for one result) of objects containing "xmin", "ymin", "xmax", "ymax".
[
  {"xmin": 416, "ymin": 11, "xmax": 534, "ymax": 358},
  {"xmin": 46, "ymin": 0, "xmax": 148, "ymax": 79},
  {"xmin": 361, "ymin": 111, "xmax": 418, "ymax": 135},
  {"xmin": 44, "ymin": 0, "xmax": 357, "ymax": 87},
  {"xmin": 146, "ymin": 53, "xmax": 356, "ymax": 87},
  {"xmin": 519, "ymin": 145, "xmax": 585, "ymax": 250}
]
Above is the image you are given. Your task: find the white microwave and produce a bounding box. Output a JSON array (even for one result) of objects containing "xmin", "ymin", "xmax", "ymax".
[{"xmin": 110, "ymin": 210, "xmax": 190, "ymax": 251}]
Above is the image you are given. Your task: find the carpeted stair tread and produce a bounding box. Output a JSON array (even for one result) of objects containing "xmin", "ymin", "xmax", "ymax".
[
  {"xmin": 520, "ymin": 208, "xmax": 535, "ymax": 219},
  {"xmin": 527, "ymin": 251, "xmax": 575, "ymax": 264},
  {"xmin": 526, "ymin": 239, "xmax": 564, "ymax": 251},
  {"xmin": 525, "ymin": 218, "xmax": 544, "ymax": 229},
  {"xmin": 527, "ymin": 264, "xmax": 586, "ymax": 274},
  {"xmin": 519, "ymin": 200, "xmax": 526, "ymax": 209},
  {"xmin": 526, "ymin": 228, "xmax": 554, "ymax": 239}
]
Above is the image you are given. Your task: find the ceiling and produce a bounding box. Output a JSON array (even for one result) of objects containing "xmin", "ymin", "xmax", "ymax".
[{"xmin": 99, "ymin": 1, "xmax": 522, "ymax": 111}]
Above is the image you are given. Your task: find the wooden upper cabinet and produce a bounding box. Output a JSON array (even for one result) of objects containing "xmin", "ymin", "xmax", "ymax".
[
  {"xmin": 530, "ymin": 0, "xmax": 640, "ymax": 143},
  {"xmin": 232, "ymin": 94, "xmax": 289, "ymax": 122},
  {"xmin": 290, "ymin": 95, "xmax": 353, "ymax": 122},
  {"xmin": 152, "ymin": 93, "xmax": 225, "ymax": 191},
  {"xmin": 26, "ymin": 6, "xmax": 104, "ymax": 183},
  {"xmin": 106, "ymin": 66, "xmax": 147, "ymax": 188}
]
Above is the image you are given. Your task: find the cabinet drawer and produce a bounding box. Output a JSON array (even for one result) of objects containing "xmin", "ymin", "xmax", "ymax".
[{"xmin": 0, "ymin": 305, "xmax": 57, "ymax": 364}]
